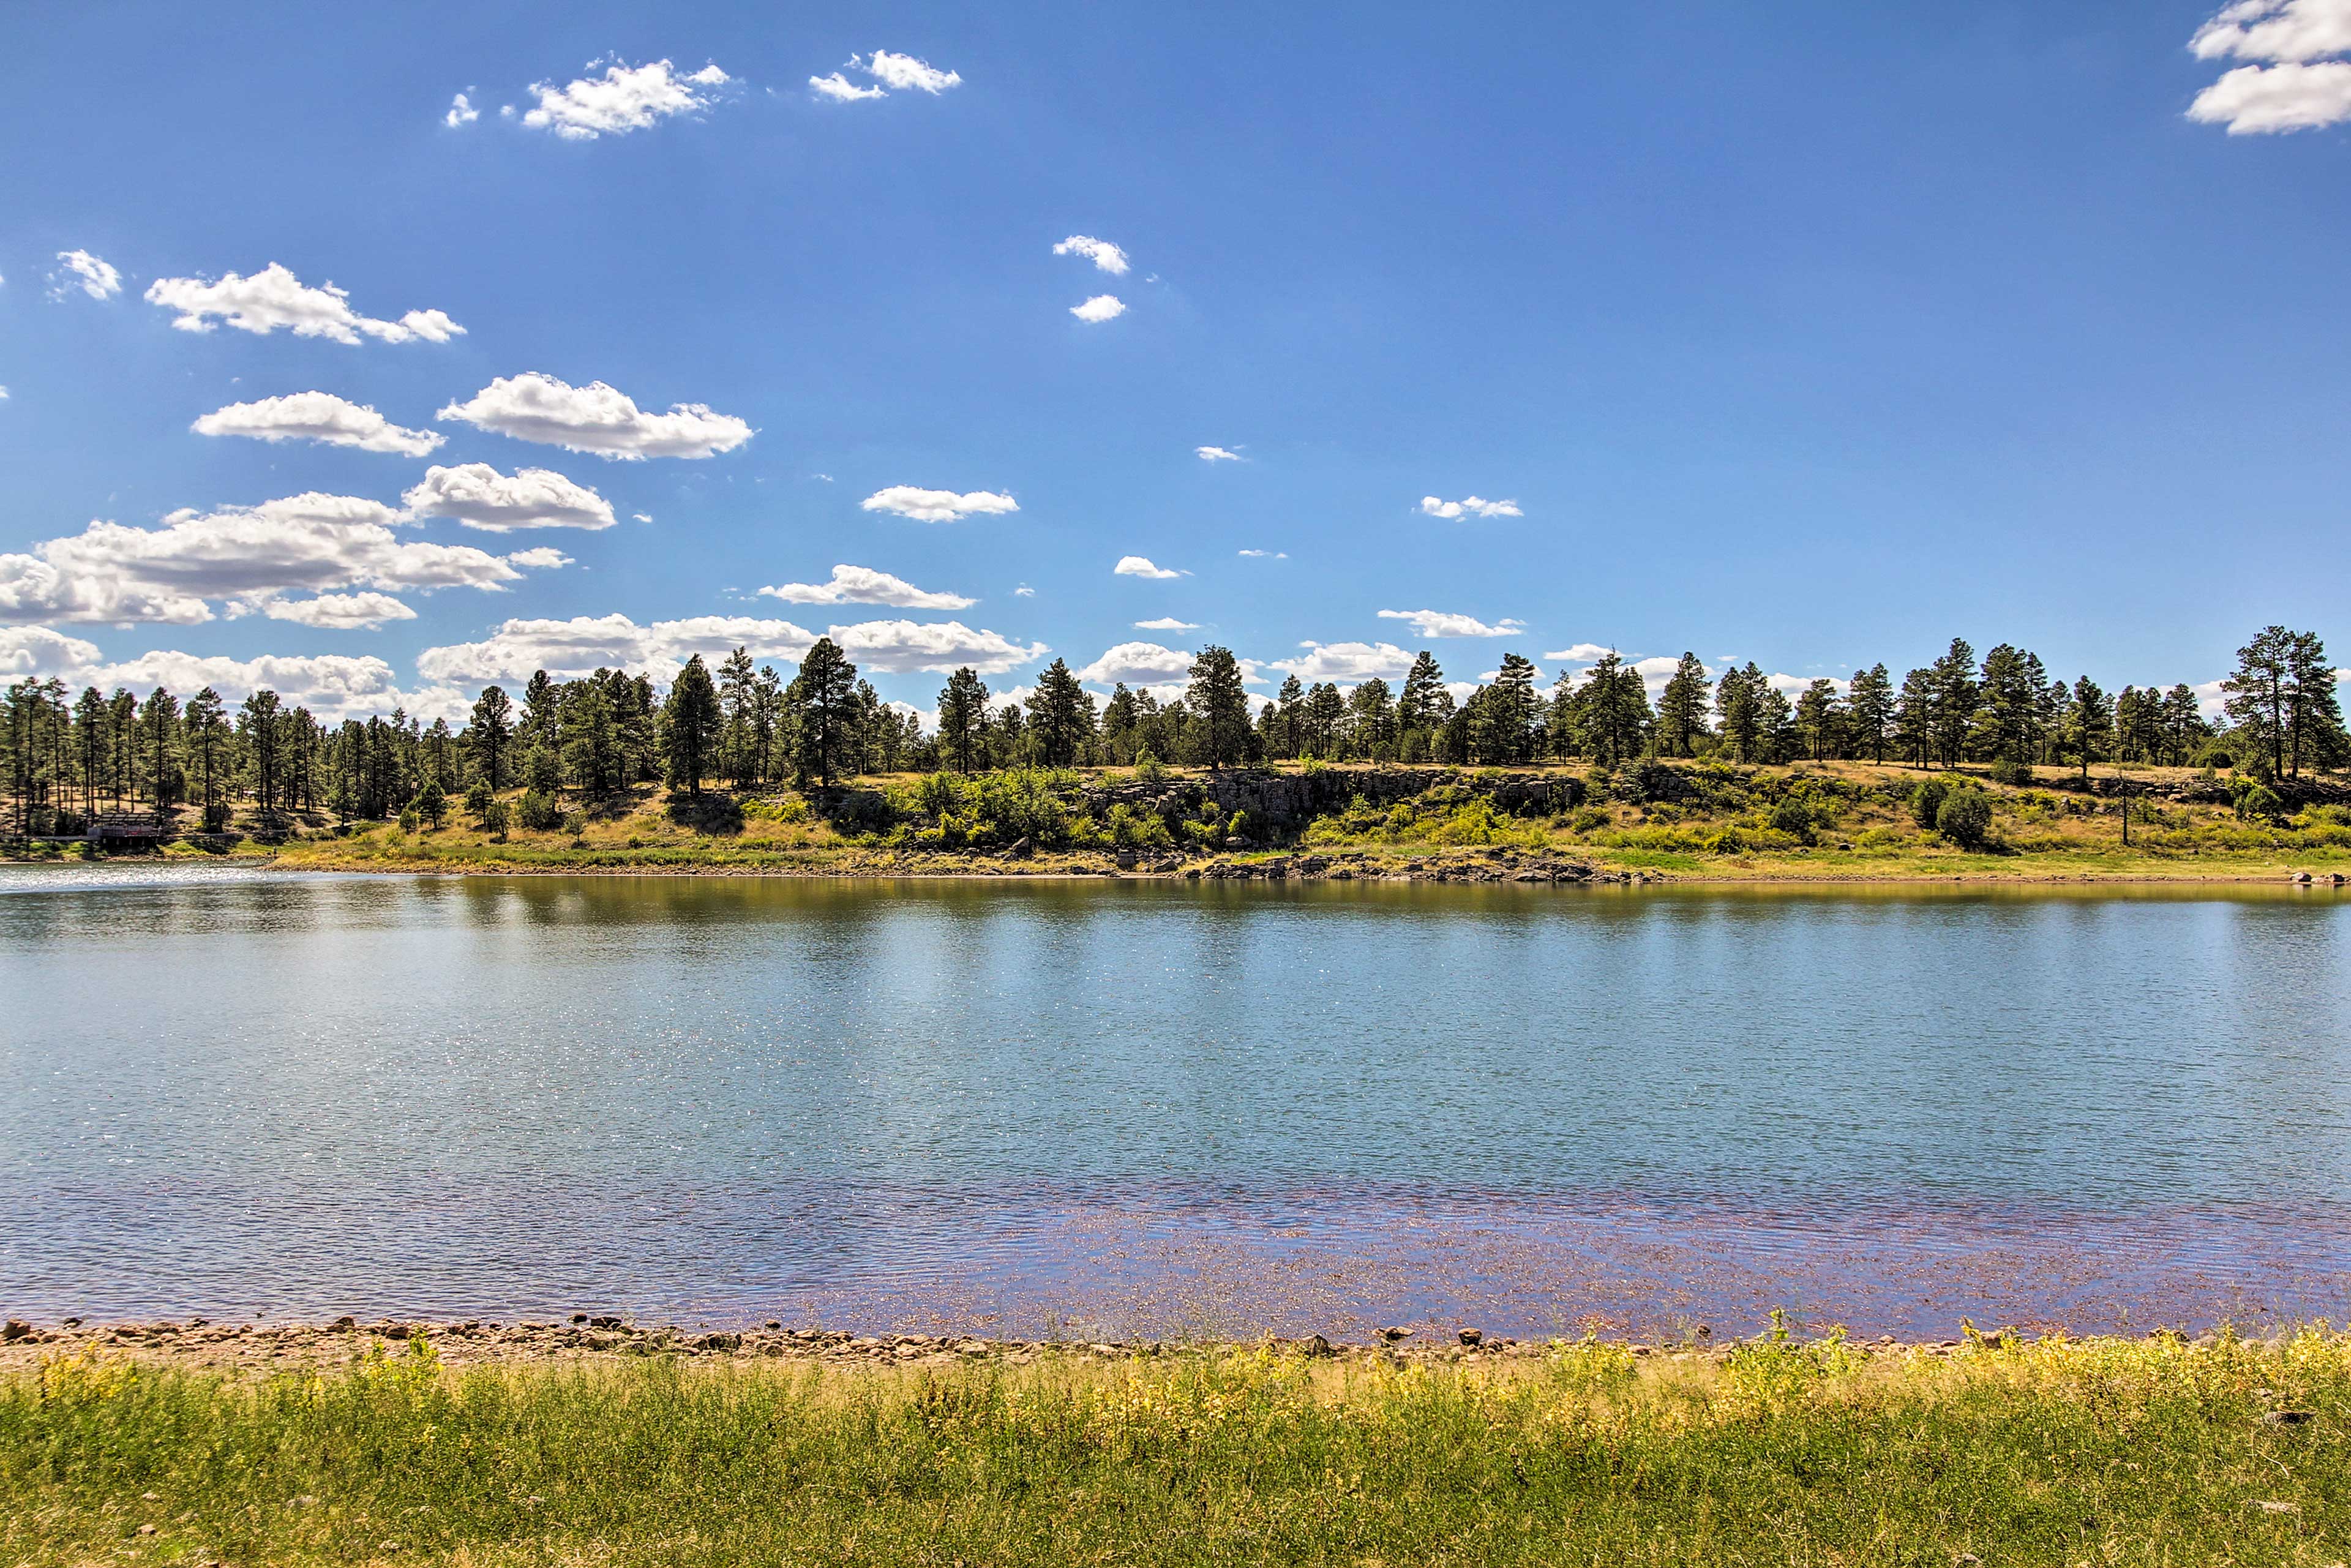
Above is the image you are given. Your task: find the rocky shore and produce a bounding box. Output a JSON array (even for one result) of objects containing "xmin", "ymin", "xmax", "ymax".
[{"xmin": 1, "ymin": 1315, "xmax": 2091, "ymax": 1374}]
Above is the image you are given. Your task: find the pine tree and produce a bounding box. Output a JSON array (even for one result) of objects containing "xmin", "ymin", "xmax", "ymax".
[
  {"xmin": 1795, "ymin": 679, "xmax": 1843, "ymax": 762},
  {"xmin": 139, "ymin": 687, "xmax": 181, "ymax": 810},
  {"xmin": 2284, "ymin": 629, "xmax": 2344, "ymax": 779},
  {"xmin": 469, "ymin": 686, "xmax": 514, "ymax": 791},
  {"xmin": 1717, "ymin": 665, "xmax": 1763, "ymax": 762},
  {"xmin": 662, "ymin": 655, "xmax": 724, "ymax": 795},
  {"xmin": 1273, "ymin": 673, "xmax": 1305, "ymax": 759},
  {"xmin": 1344, "ymin": 677, "xmax": 1398, "ymax": 759},
  {"xmin": 1187, "ymin": 645, "xmax": 1251, "ymax": 768},
  {"xmin": 1928, "ymin": 639, "xmax": 1978, "ymax": 768},
  {"xmin": 183, "ymin": 688, "xmax": 228, "ymax": 820},
  {"xmin": 561, "ymin": 679, "xmax": 620, "ymax": 795},
  {"xmin": 2222, "ymin": 626, "xmax": 2292, "ymax": 779},
  {"xmin": 1846, "ymin": 664, "xmax": 1894, "ymax": 763},
  {"xmin": 2066, "ymin": 676, "xmax": 2113, "ymax": 781},
  {"xmin": 1025, "ymin": 658, "xmax": 1095, "ymax": 766},
  {"xmin": 1656, "ymin": 653, "xmax": 1711, "ymax": 757},
  {"xmin": 520, "ymin": 670, "xmax": 559, "ymax": 753},
  {"xmin": 937, "ymin": 668, "xmax": 989, "ymax": 774},
  {"xmin": 792, "ymin": 637, "xmax": 861, "ymax": 787},
  {"xmin": 1398, "ymin": 651, "xmax": 1446, "ymax": 740}
]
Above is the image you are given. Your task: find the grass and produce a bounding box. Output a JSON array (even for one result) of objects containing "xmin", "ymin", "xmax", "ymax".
[
  {"xmin": 6, "ymin": 1328, "xmax": 2350, "ymax": 1564},
  {"xmin": 19, "ymin": 759, "xmax": 2351, "ymax": 883}
]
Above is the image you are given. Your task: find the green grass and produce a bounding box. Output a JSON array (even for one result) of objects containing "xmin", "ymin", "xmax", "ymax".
[{"xmin": 7, "ymin": 1329, "xmax": 2349, "ymax": 1565}]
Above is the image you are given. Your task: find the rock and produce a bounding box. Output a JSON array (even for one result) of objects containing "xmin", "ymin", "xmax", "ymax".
[
  {"xmin": 2262, "ymin": 1409, "xmax": 2317, "ymax": 1427},
  {"xmin": 588, "ymin": 1315, "xmax": 625, "ymax": 1329},
  {"xmin": 1302, "ymin": 1334, "xmax": 1335, "ymax": 1357},
  {"xmin": 379, "ymin": 1322, "xmax": 411, "ymax": 1340},
  {"xmin": 330, "ymin": 1315, "xmax": 356, "ymax": 1331},
  {"xmin": 1, "ymin": 1320, "xmax": 30, "ymax": 1341},
  {"xmin": 1377, "ymin": 1326, "xmax": 1412, "ymax": 1343},
  {"xmin": 2293, "ymin": 871, "xmax": 2313, "ymax": 883},
  {"xmin": 1007, "ymin": 836, "xmax": 1032, "ymax": 859},
  {"xmin": 1458, "ymin": 1328, "xmax": 1483, "ymax": 1347},
  {"xmin": 699, "ymin": 1332, "xmax": 741, "ymax": 1352}
]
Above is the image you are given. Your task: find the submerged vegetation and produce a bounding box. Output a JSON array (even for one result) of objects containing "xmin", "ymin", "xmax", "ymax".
[{"xmin": 6, "ymin": 1326, "xmax": 2349, "ymax": 1564}]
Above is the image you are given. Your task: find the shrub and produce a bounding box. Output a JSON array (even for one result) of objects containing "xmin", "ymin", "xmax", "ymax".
[
  {"xmin": 482, "ymin": 800, "xmax": 511, "ymax": 842},
  {"xmin": 2235, "ymin": 782, "xmax": 2285, "ymax": 823},
  {"xmin": 517, "ymin": 788, "xmax": 564, "ymax": 831},
  {"xmin": 464, "ymin": 779, "xmax": 492, "ymax": 821},
  {"xmin": 1988, "ymin": 756, "xmax": 2031, "ymax": 787},
  {"xmin": 1104, "ymin": 803, "xmax": 1172, "ymax": 849},
  {"xmin": 1910, "ymin": 778, "xmax": 1950, "ymax": 828},
  {"xmin": 1936, "ymin": 787, "xmax": 1994, "ymax": 849},
  {"xmin": 1133, "ymin": 748, "xmax": 1166, "ymax": 784},
  {"xmin": 1768, "ymin": 798, "xmax": 1814, "ymax": 843},
  {"xmin": 201, "ymin": 801, "xmax": 232, "ymax": 834}
]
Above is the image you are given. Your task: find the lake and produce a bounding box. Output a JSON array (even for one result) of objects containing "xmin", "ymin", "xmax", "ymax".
[{"xmin": 4, "ymin": 866, "xmax": 2349, "ymax": 1341}]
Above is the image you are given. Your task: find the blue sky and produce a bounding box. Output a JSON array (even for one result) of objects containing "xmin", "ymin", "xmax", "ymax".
[{"xmin": 4, "ymin": 0, "xmax": 2349, "ymax": 721}]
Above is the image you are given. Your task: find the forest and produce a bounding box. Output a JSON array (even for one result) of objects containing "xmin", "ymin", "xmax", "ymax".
[{"xmin": 2, "ymin": 625, "xmax": 2342, "ymax": 840}]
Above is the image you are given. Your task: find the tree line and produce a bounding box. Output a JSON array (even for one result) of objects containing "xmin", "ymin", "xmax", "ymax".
[{"xmin": 3, "ymin": 625, "xmax": 2339, "ymax": 835}]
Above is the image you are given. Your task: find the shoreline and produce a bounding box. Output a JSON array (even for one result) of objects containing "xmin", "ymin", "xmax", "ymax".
[
  {"xmin": 0, "ymin": 1315, "xmax": 2183, "ymax": 1373},
  {"xmin": 9, "ymin": 853, "xmax": 2345, "ymax": 888}
]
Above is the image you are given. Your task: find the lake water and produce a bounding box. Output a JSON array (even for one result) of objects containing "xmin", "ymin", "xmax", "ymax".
[{"xmin": 5, "ymin": 867, "xmax": 2350, "ymax": 1341}]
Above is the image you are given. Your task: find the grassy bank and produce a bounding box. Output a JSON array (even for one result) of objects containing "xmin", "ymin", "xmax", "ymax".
[
  {"xmin": 6, "ymin": 1329, "xmax": 2348, "ymax": 1565},
  {"xmin": 17, "ymin": 759, "xmax": 2351, "ymax": 883}
]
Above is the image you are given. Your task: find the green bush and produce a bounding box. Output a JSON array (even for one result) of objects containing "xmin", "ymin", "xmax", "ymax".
[
  {"xmin": 1104, "ymin": 803, "xmax": 1172, "ymax": 849},
  {"xmin": 1936, "ymin": 787, "xmax": 1994, "ymax": 849},
  {"xmin": 1987, "ymin": 756, "xmax": 2031, "ymax": 787},
  {"xmin": 1910, "ymin": 777, "xmax": 1950, "ymax": 828},
  {"xmin": 517, "ymin": 788, "xmax": 564, "ymax": 831},
  {"xmin": 1767, "ymin": 798, "xmax": 1814, "ymax": 843}
]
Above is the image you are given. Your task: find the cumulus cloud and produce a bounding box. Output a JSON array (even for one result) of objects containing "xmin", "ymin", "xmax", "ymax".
[
  {"xmin": 419, "ymin": 613, "xmax": 1040, "ymax": 685},
  {"xmin": 1114, "ymin": 555, "xmax": 1184, "ymax": 579},
  {"xmin": 1419, "ymin": 495, "xmax": 1522, "ymax": 519},
  {"xmin": 1265, "ymin": 641, "xmax": 1416, "ymax": 685},
  {"xmin": 50, "ymin": 250, "xmax": 121, "ymax": 301},
  {"xmin": 522, "ymin": 58, "xmax": 732, "ymax": 138},
  {"xmin": 2190, "ymin": 58, "xmax": 2351, "ymax": 129},
  {"xmin": 144, "ymin": 263, "xmax": 463, "ymax": 344},
  {"xmin": 0, "ymin": 492, "xmax": 553, "ymax": 626},
  {"xmin": 1378, "ymin": 609, "xmax": 1523, "ymax": 639},
  {"xmin": 1076, "ymin": 641, "xmax": 1195, "ymax": 688},
  {"xmin": 438, "ymin": 372, "xmax": 752, "ymax": 459},
  {"xmin": 261, "ymin": 592, "xmax": 418, "ymax": 629},
  {"xmin": 193, "ymin": 392, "xmax": 443, "ymax": 457},
  {"xmin": 859, "ymin": 485, "xmax": 1018, "ymax": 522},
  {"xmin": 1070, "ymin": 294, "xmax": 1127, "ymax": 323},
  {"xmin": 1196, "ymin": 445, "xmax": 1243, "ymax": 462},
  {"xmin": 0, "ymin": 626, "xmax": 465, "ymax": 720},
  {"xmin": 445, "ymin": 92, "xmax": 481, "ymax": 127},
  {"xmin": 503, "ymin": 546, "xmax": 572, "ymax": 570},
  {"xmin": 853, "ymin": 50, "xmax": 961, "ymax": 92},
  {"xmin": 809, "ymin": 72, "xmax": 885, "ymax": 101},
  {"xmin": 1134, "ymin": 617, "xmax": 1199, "ymax": 631},
  {"xmin": 400, "ymin": 462, "xmax": 615, "ymax": 531},
  {"xmin": 758, "ymin": 563, "xmax": 975, "ymax": 610},
  {"xmin": 2188, "ymin": 0, "xmax": 2351, "ymax": 129},
  {"xmin": 1543, "ymin": 643, "xmax": 1615, "ymax": 663},
  {"xmin": 0, "ymin": 626, "xmax": 103, "ymax": 678},
  {"xmin": 1054, "ymin": 235, "xmax": 1130, "ymax": 275},
  {"xmin": 1237, "ymin": 548, "xmax": 1288, "ymax": 558}
]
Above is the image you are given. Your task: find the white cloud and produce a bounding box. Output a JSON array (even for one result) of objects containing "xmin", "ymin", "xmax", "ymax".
[
  {"xmin": 852, "ymin": 50, "xmax": 961, "ymax": 93},
  {"xmin": 1196, "ymin": 445, "xmax": 1243, "ymax": 462},
  {"xmin": 809, "ymin": 72, "xmax": 885, "ymax": 101},
  {"xmin": 758, "ymin": 563, "xmax": 975, "ymax": 609},
  {"xmin": 1070, "ymin": 294, "xmax": 1127, "ymax": 323},
  {"xmin": 1114, "ymin": 555, "xmax": 1184, "ymax": 579},
  {"xmin": 419, "ymin": 612, "xmax": 1040, "ymax": 685},
  {"xmin": 445, "ymin": 92, "xmax": 481, "ymax": 127},
  {"xmin": 1543, "ymin": 643, "xmax": 1615, "ymax": 663},
  {"xmin": 144, "ymin": 263, "xmax": 463, "ymax": 344},
  {"xmin": 859, "ymin": 484, "xmax": 1018, "ymax": 522},
  {"xmin": 1054, "ymin": 235, "xmax": 1130, "ymax": 275},
  {"xmin": 1764, "ymin": 672, "xmax": 1834, "ymax": 697},
  {"xmin": 1237, "ymin": 548, "xmax": 1288, "ymax": 558},
  {"xmin": 522, "ymin": 58, "xmax": 732, "ymax": 139},
  {"xmin": 0, "ymin": 492, "xmax": 552, "ymax": 626},
  {"xmin": 400, "ymin": 462, "xmax": 615, "ymax": 531},
  {"xmin": 2189, "ymin": 59, "xmax": 2351, "ymax": 129},
  {"xmin": 1266, "ymin": 641, "xmax": 1415, "ymax": 685},
  {"xmin": 2189, "ymin": 1, "xmax": 2351, "ymax": 129},
  {"xmin": 261, "ymin": 592, "xmax": 418, "ymax": 629},
  {"xmin": 1632, "ymin": 655, "xmax": 1683, "ymax": 696},
  {"xmin": 1013, "ymin": 585, "xmax": 1035, "ymax": 596},
  {"xmin": 1378, "ymin": 609, "xmax": 1523, "ymax": 639},
  {"xmin": 2193, "ymin": 0, "xmax": 2351, "ymax": 61},
  {"xmin": 1076, "ymin": 641, "xmax": 1195, "ymax": 688},
  {"xmin": 193, "ymin": 392, "xmax": 443, "ymax": 457},
  {"xmin": 1134, "ymin": 617, "xmax": 1199, "ymax": 631},
  {"xmin": 0, "ymin": 626, "xmax": 102, "ymax": 678},
  {"xmin": 438, "ymin": 372, "xmax": 752, "ymax": 459},
  {"xmin": 49, "ymin": 250, "xmax": 121, "ymax": 302},
  {"xmin": 0, "ymin": 626, "xmax": 465, "ymax": 720},
  {"xmin": 1419, "ymin": 495, "xmax": 1522, "ymax": 520},
  {"xmin": 503, "ymin": 546, "xmax": 572, "ymax": 570}
]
